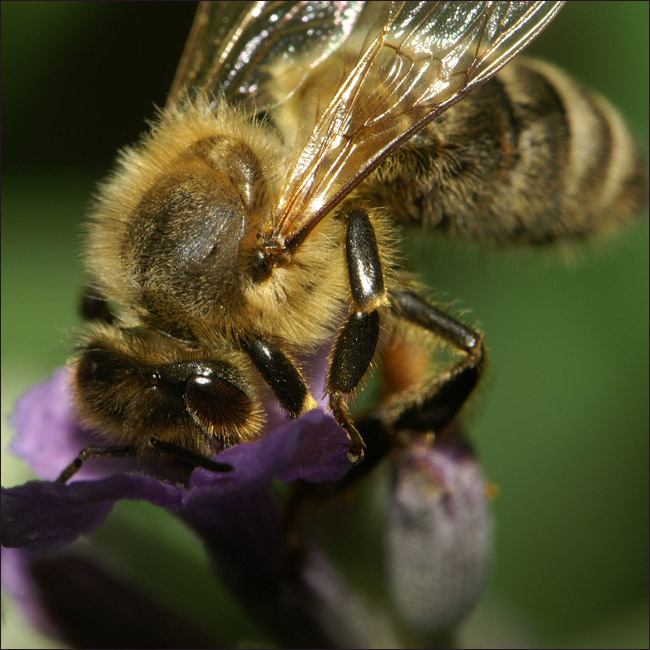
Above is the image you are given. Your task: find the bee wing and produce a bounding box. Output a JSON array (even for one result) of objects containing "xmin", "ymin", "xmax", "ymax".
[
  {"xmin": 168, "ymin": 2, "xmax": 564, "ymax": 251},
  {"xmin": 267, "ymin": 1, "xmax": 565, "ymax": 250},
  {"xmin": 168, "ymin": 1, "xmax": 366, "ymax": 112}
]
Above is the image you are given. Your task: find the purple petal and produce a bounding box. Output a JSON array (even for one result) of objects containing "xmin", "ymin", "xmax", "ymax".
[
  {"xmin": 187, "ymin": 416, "xmax": 303, "ymax": 493},
  {"xmin": 1, "ymin": 475, "xmax": 183, "ymax": 553},
  {"xmin": 274, "ymin": 409, "xmax": 352, "ymax": 483},
  {"xmin": 3, "ymin": 368, "xmax": 353, "ymax": 554},
  {"xmin": 1, "ymin": 548, "xmax": 60, "ymax": 639},
  {"xmin": 183, "ymin": 410, "xmax": 351, "ymax": 525},
  {"xmin": 1, "ymin": 548, "xmax": 224, "ymax": 648},
  {"xmin": 188, "ymin": 409, "xmax": 351, "ymax": 492},
  {"xmin": 10, "ymin": 368, "xmax": 99, "ymax": 482}
]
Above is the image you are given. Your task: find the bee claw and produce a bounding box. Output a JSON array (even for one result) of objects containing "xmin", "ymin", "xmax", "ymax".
[{"xmin": 346, "ymin": 445, "xmax": 365, "ymax": 465}]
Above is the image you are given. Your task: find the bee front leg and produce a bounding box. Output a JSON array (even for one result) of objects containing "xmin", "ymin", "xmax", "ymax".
[
  {"xmin": 147, "ymin": 438, "xmax": 232, "ymax": 473},
  {"xmin": 56, "ymin": 445, "xmax": 137, "ymax": 483},
  {"xmin": 381, "ymin": 291, "xmax": 486, "ymax": 434},
  {"xmin": 244, "ymin": 338, "xmax": 316, "ymax": 419},
  {"xmin": 327, "ymin": 208, "xmax": 387, "ymax": 462},
  {"xmin": 56, "ymin": 439, "xmax": 233, "ymax": 484}
]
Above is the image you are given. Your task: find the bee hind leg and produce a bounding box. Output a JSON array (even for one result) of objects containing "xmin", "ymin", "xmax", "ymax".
[
  {"xmin": 380, "ymin": 290, "xmax": 486, "ymax": 435},
  {"xmin": 327, "ymin": 311, "xmax": 379, "ymax": 462}
]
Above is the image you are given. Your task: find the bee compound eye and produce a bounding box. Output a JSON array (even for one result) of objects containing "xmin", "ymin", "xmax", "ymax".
[{"xmin": 185, "ymin": 373, "xmax": 254, "ymax": 439}]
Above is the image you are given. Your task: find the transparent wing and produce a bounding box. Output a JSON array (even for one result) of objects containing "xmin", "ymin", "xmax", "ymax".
[
  {"xmin": 168, "ymin": 2, "xmax": 564, "ymax": 253},
  {"xmin": 167, "ymin": 1, "xmax": 366, "ymax": 112},
  {"xmin": 265, "ymin": 1, "xmax": 565, "ymax": 251}
]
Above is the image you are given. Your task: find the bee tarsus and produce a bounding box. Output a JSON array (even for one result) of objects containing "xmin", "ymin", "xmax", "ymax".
[
  {"xmin": 56, "ymin": 437, "xmax": 233, "ymax": 484},
  {"xmin": 56, "ymin": 444, "xmax": 138, "ymax": 483},
  {"xmin": 147, "ymin": 437, "xmax": 233, "ymax": 473},
  {"xmin": 327, "ymin": 392, "xmax": 366, "ymax": 464}
]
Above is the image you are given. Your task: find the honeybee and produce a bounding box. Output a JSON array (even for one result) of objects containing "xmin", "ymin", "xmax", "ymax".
[{"xmin": 58, "ymin": 1, "xmax": 647, "ymax": 482}]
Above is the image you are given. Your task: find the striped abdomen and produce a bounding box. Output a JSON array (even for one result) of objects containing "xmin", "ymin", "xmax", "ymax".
[{"xmin": 361, "ymin": 58, "xmax": 648, "ymax": 246}]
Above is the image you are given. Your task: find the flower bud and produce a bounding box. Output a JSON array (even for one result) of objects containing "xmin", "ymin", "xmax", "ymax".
[{"xmin": 387, "ymin": 433, "xmax": 492, "ymax": 632}]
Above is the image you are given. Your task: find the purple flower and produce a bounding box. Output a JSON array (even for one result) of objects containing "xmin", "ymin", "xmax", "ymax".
[
  {"xmin": 2, "ymin": 368, "xmax": 351, "ymax": 551},
  {"xmin": 2, "ymin": 368, "xmax": 493, "ymax": 648},
  {"xmin": 387, "ymin": 432, "xmax": 493, "ymax": 633},
  {"xmin": 2, "ymin": 368, "xmax": 367, "ymax": 647},
  {"xmin": 1, "ymin": 547, "xmax": 226, "ymax": 648}
]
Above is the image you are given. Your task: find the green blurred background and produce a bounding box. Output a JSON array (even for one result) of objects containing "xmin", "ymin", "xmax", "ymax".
[{"xmin": 2, "ymin": 2, "xmax": 648, "ymax": 648}]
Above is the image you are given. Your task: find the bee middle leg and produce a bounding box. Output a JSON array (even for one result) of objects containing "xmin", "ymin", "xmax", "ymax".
[
  {"xmin": 327, "ymin": 207, "xmax": 387, "ymax": 462},
  {"xmin": 318, "ymin": 296, "xmax": 485, "ymax": 491}
]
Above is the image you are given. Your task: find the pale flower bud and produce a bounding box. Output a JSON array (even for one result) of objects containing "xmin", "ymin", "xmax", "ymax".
[{"xmin": 387, "ymin": 433, "xmax": 492, "ymax": 632}]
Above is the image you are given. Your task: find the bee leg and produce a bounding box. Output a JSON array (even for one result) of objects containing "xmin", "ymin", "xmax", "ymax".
[
  {"xmin": 381, "ymin": 290, "xmax": 485, "ymax": 434},
  {"xmin": 80, "ymin": 286, "xmax": 115, "ymax": 323},
  {"xmin": 327, "ymin": 207, "xmax": 387, "ymax": 462},
  {"xmin": 56, "ymin": 440, "xmax": 233, "ymax": 484},
  {"xmin": 55, "ymin": 445, "xmax": 137, "ymax": 483},
  {"xmin": 243, "ymin": 338, "xmax": 316, "ymax": 418},
  {"xmin": 148, "ymin": 437, "xmax": 232, "ymax": 473},
  {"xmin": 317, "ymin": 295, "xmax": 484, "ymax": 492},
  {"xmin": 327, "ymin": 311, "xmax": 379, "ymax": 462}
]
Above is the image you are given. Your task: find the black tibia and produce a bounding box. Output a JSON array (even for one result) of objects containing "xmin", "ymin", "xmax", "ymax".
[
  {"xmin": 330, "ymin": 206, "xmax": 385, "ymax": 397},
  {"xmin": 56, "ymin": 445, "xmax": 137, "ymax": 483},
  {"xmin": 327, "ymin": 311, "xmax": 380, "ymax": 395},
  {"xmin": 391, "ymin": 358, "xmax": 482, "ymax": 433},
  {"xmin": 244, "ymin": 338, "xmax": 309, "ymax": 418},
  {"xmin": 326, "ymin": 208, "xmax": 387, "ymax": 459},
  {"xmin": 327, "ymin": 310, "xmax": 380, "ymax": 457},
  {"xmin": 394, "ymin": 291, "xmax": 481, "ymax": 352},
  {"xmin": 386, "ymin": 291, "xmax": 485, "ymax": 433},
  {"xmin": 148, "ymin": 437, "xmax": 232, "ymax": 473},
  {"xmin": 80, "ymin": 287, "xmax": 115, "ymax": 323},
  {"xmin": 345, "ymin": 208, "xmax": 385, "ymax": 311}
]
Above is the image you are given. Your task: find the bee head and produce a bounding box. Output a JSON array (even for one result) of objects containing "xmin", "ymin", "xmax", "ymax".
[
  {"xmin": 72, "ymin": 326, "xmax": 265, "ymax": 455},
  {"xmin": 123, "ymin": 136, "xmax": 270, "ymax": 337}
]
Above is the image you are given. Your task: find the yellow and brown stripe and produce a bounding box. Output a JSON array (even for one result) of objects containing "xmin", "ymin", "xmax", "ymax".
[{"xmin": 362, "ymin": 58, "xmax": 648, "ymax": 246}]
